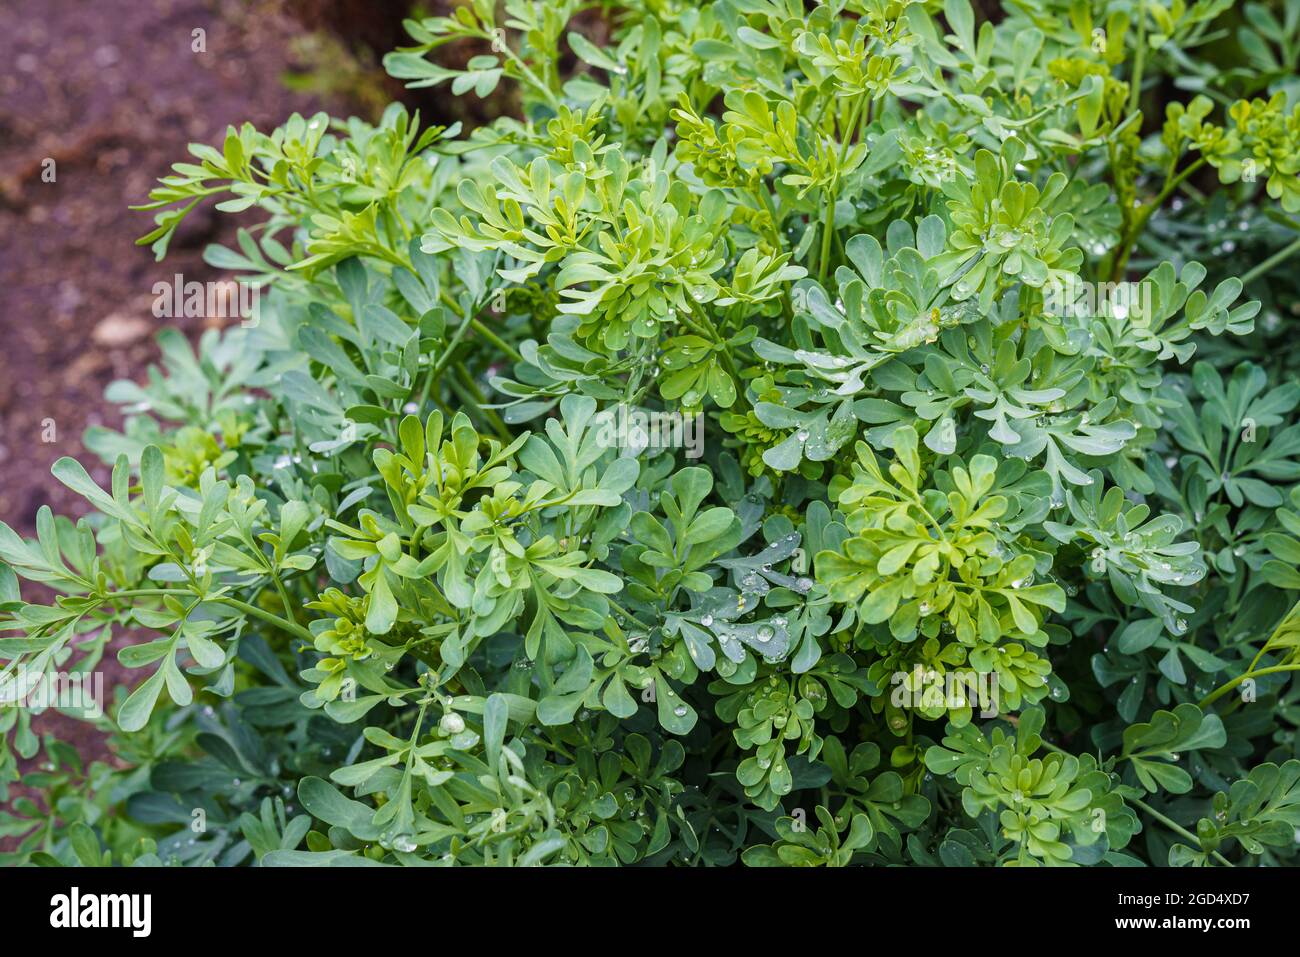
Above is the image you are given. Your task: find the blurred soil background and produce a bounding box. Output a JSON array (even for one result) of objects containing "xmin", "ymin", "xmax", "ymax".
[
  {"xmin": 0, "ymin": 0, "xmax": 480, "ymax": 532},
  {"xmin": 0, "ymin": 0, "xmax": 491, "ymax": 830}
]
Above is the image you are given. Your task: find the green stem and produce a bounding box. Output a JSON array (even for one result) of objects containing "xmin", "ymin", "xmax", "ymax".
[
  {"xmin": 686, "ymin": 301, "xmax": 742, "ymax": 389},
  {"xmin": 270, "ymin": 570, "xmax": 298, "ymax": 627},
  {"xmin": 605, "ymin": 595, "xmax": 655, "ymax": 634},
  {"xmin": 96, "ymin": 588, "xmax": 313, "ymax": 643},
  {"xmin": 421, "ymin": 292, "xmax": 482, "ymax": 401},
  {"xmin": 819, "ymin": 93, "xmax": 867, "ymax": 282},
  {"xmin": 817, "ymin": 195, "xmax": 836, "ymax": 283},
  {"xmin": 497, "ymin": 40, "xmax": 559, "ymax": 111},
  {"xmin": 1128, "ymin": 0, "xmax": 1147, "ymax": 119},
  {"xmin": 1129, "ymin": 796, "xmax": 1234, "ymax": 867},
  {"xmin": 450, "ymin": 364, "xmax": 513, "ymax": 442},
  {"xmin": 755, "ymin": 179, "xmax": 783, "ymax": 247},
  {"xmin": 1240, "ymin": 235, "xmax": 1300, "ymax": 286},
  {"xmin": 469, "ymin": 317, "xmax": 523, "ymax": 364},
  {"xmin": 213, "ymin": 596, "xmax": 315, "ymax": 643},
  {"xmin": 1199, "ymin": 662, "xmax": 1300, "ymax": 708},
  {"xmin": 1110, "ymin": 157, "xmax": 1206, "ymax": 280}
]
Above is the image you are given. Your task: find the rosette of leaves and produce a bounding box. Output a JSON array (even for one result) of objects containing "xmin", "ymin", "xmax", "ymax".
[
  {"xmin": 925, "ymin": 708, "xmax": 1140, "ymax": 866},
  {"xmin": 816, "ymin": 426, "xmax": 1064, "ymax": 717}
]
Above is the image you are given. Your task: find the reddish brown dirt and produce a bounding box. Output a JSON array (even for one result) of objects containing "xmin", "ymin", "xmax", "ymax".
[
  {"xmin": 0, "ymin": 0, "xmax": 559, "ymax": 847},
  {"xmin": 0, "ymin": 0, "xmax": 346, "ymax": 832},
  {"xmin": 0, "ymin": 0, "xmax": 343, "ymax": 531}
]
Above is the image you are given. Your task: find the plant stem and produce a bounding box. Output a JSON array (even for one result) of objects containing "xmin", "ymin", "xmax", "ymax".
[
  {"xmin": 98, "ymin": 587, "xmax": 313, "ymax": 643},
  {"xmin": 1109, "ymin": 157, "xmax": 1206, "ymax": 280},
  {"xmin": 213, "ymin": 596, "xmax": 315, "ymax": 643},
  {"xmin": 605, "ymin": 595, "xmax": 655, "ymax": 634},
  {"xmin": 420, "ymin": 292, "xmax": 482, "ymax": 402},
  {"xmin": 686, "ymin": 301, "xmax": 743, "ymax": 389},
  {"xmin": 1240, "ymin": 235, "xmax": 1300, "ymax": 285},
  {"xmin": 505, "ymin": 50, "xmax": 560, "ymax": 111},
  {"xmin": 819, "ymin": 93, "xmax": 867, "ymax": 282},
  {"xmin": 450, "ymin": 364, "xmax": 513, "ymax": 442},
  {"xmin": 756, "ymin": 179, "xmax": 783, "ymax": 247},
  {"xmin": 469, "ymin": 317, "xmax": 523, "ymax": 363},
  {"xmin": 818, "ymin": 195, "xmax": 837, "ymax": 284},
  {"xmin": 1128, "ymin": 0, "xmax": 1147, "ymax": 119},
  {"xmin": 1199, "ymin": 662, "xmax": 1300, "ymax": 708},
  {"xmin": 269, "ymin": 570, "xmax": 298, "ymax": 627},
  {"xmin": 1129, "ymin": 796, "xmax": 1234, "ymax": 867}
]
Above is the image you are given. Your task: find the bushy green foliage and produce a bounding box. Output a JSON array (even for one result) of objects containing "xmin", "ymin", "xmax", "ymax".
[{"xmin": 4, "ymin": 0, "xmax": 1300, "ymax": 867}]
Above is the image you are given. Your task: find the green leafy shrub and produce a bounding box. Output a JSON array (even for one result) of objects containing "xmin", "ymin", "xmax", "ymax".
[{"xmin": 4, "ymin": 0, "xmax": 1300, "ymax": 867}]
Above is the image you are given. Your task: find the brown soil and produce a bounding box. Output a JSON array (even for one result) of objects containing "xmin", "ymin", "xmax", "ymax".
[
  {"xmin": 0, "ymin": 0, "xmax": 347, "ymax": 826},
  {"xmin": 0, "ymin": 0, "xmax": 345, "ymax": 530},
  {"xmin": 0, "ymin": 0, "xmax": 546, "ymax": 846}
]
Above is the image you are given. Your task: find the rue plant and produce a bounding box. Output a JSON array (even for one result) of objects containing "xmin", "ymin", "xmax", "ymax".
[{"xmin": 3, "ymin": 0, "xmax": 1300, "ymax": 867}]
